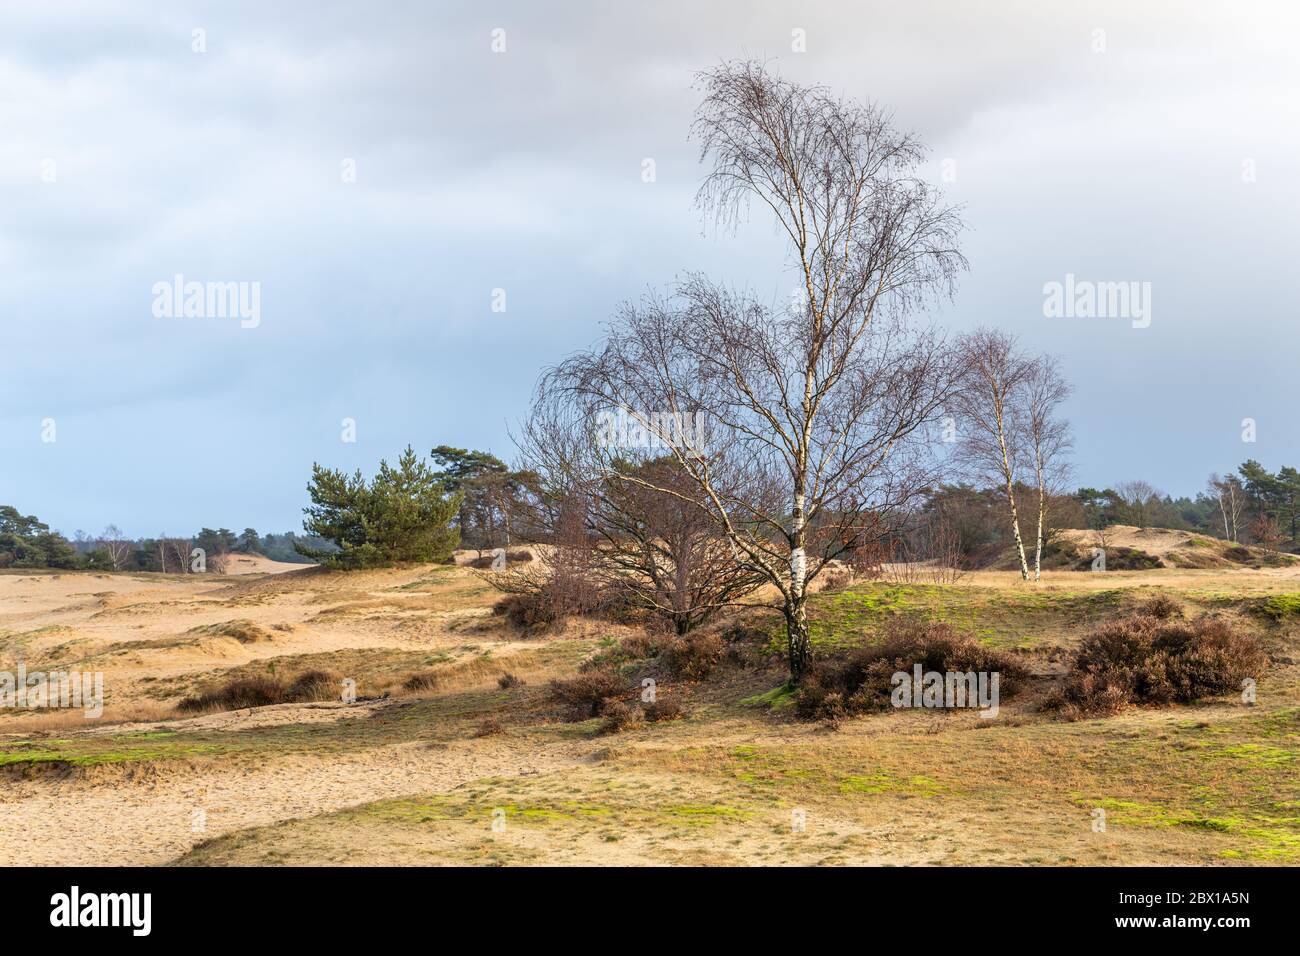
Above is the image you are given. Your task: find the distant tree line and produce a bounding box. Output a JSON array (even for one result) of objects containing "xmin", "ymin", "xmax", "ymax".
[
  {"xmin": 12, "ymin": 453, "xmax": 1290, "ymax": 578},
  {"xmin": 891, "ymin": 458, "xmax": 1300, "ymax": 576},
  {"xmin": 0, "ymin": 506, "xmax": 81, "ymax": 569},
  {"xmin": 1073, "ymin": 460, "xmax": 1300, "ymax": 551},
  {"xmin": 0, "ymin": 505, "xmax": 336, "ymax": 572}
]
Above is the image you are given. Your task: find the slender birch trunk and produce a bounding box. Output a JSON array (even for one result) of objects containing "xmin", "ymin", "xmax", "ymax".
[
  {"xmin": 788, "ymin": 485, "xmax": 811, "ymax": 680},
  {"xmin": 1228, "ymin": 483, "xmax": 1239, "ymax": 542},
  {"xmin": 995, "ymin": 406, "xmax": 1030, "ymax": 580},
  {"xmin": 1033, "ymin": 454, "xmax": 1047, "ymax": 582}
]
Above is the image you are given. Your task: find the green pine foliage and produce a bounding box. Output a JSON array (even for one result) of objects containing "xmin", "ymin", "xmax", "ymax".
[
  {"xmin": 0, "ymin": 506, "xmax": 77, "ymax": 568},
  {"xmin": 297, "ymin": 446, "xmax": 461, "ymax": 569}
]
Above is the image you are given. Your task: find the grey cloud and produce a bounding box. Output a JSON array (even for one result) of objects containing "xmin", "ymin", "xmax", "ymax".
[{"xmin": 2, "ymin": 0, "xmax": 1297, "ymax": 534}]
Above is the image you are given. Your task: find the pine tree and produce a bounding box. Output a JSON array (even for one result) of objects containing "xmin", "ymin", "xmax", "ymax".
[{"xmin": 298, "ymin": 448, "xmax": 461, "ymax": 568}]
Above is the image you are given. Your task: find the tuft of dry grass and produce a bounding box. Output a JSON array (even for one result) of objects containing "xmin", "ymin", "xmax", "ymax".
[
  {"xmin": 176, "ymin": 669, "xmax": 344, "ymax": 713},
  {"xmin": 402, "ymin": 671, "xmax": 440, "ymax": 692},
  {"xmin": 0, "ymin": 701, "xmax": 177, "ymax": 734}
]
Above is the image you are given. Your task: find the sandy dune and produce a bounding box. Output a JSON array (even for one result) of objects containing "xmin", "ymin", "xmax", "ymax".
[
  {"xmin": 0, "ymin": 554, "xmax": 578, "ymax": 865},
  {"xmin": 1, "ymin": 729, "xmax": 587, "ymax": 865},
  {"xmin": 2, "ymin": 546, "xmax": 1297, "ymax": 867},
  {"xmin": 222, "ymin": 553, "xmax": 306, "ymax": 575}
]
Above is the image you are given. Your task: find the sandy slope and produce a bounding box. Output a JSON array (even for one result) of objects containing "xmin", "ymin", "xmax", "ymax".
[
  {"xmin": 223, "ymin": 553, "xmax": 306, "ymax": 575},
  {"xmin": 0, "ymin": 728, "xmax": 587, "ymax": 866},
  {"xmin": 2, "ymin": 548, "xmax": 1297, "ymax": 866},
  {"xmin": 0, "ymin": 555, "xmax": 521, "ymax": 718},
  {"xmin": 0, "ymin": 554, "xmax": 581, "ymax": 865},
  {"xmin": 1056, "ymin": 524, "xmax": 1299, "ymax": 566}
]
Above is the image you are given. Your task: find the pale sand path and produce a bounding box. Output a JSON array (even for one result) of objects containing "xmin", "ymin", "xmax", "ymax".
[{"xmin": 0, "ymin": 732, "xmax": 587, "ymax": 866}]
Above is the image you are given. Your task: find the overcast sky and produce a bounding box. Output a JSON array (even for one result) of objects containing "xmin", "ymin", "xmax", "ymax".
[{"xmin": 3, "ymin": 0, "xmax": 1298, "ymax": 537}]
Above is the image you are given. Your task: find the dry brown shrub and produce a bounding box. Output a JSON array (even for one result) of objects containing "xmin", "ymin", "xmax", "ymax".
[
  {"xmin": 547, "ymin": 668, "xmax": 628, "ymax": 719},
  {"xmin": 1047, "ymin": 612, "xmax": 1263, "ymax": 719},
  {"xmin": 795, "ymin": 619, "xmax": 1028, "ymax": 723},
  {"xmin": 662, "ymin": 631, "xmax": 724, "ymax": 680}
]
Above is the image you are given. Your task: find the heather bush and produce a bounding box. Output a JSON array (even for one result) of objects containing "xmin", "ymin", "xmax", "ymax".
[
  {"xmin": 402, "ymin": 671, "xmax": 440, "ymax": 692},
  {"xmin": 1075, "ymin": 546, "xmax": 1161, "ymax": 571},
  {"xmin": 1136, "ymin": 594, "xmax": 1181, "ymax": 620},
  {"xmin": 177, "ymin": 676, "xmax": 285, "ymax": 713},
  {"xmin": 819, "ymin": 567, "xmax": 854, "ymax": 592},
  {"xmin": 795, "ymin": 620, "xmax": 1027, "ymax": 722},
  {"xmin": 597, "ymin": 699, "xmax": 644, "ymax": 734},
  {"xmin": 492, "ymin": 592, "xmax": 558, "ymax": 630},
  {"xmin": 285, "ymin": 669, "xmax": 341, "ymax": 702},
  {"xmin": 466, "ymin": 550, "xmax": 534, "ymax": 569},
  {"xmin": 547, "ymin": 668, "xmax": 628, "ymax": 719},
  {"xmin": 619, "ymin": 631, "xmax": 673, "ymax": 661},
  {"xmin": 643, "ymin": 696, "xmax": 686, "ymax": 722},
  {"xmin": 1048, "ymin": 612, "xmax": 1263, "ymax": 719},
  {"xmin": 662, "ymin": 631, "xmax": 724, "ymax": 680}
]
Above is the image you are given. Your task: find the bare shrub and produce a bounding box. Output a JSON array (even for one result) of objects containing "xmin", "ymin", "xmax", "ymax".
[
  {"xmin": 920, "ymin": 508, "xmax": 967, "ymax": 584},
  {"xmin": 497, "ymin": 672, "xmax": 524, "ymax": 690},
  {"xmin": 597, "ymin": 699, "xmax": 645, "ymax": 734},
  {"xmin": 883, "ymin": 510, "xmax": 967, "ymax": 585},
  {"xmin": 483, "ymin": 501, "xmax": 605, "ymax": 631},
  {"xmin": 176, "ymin": 669, "xmax": 341, "ymax": 713},
  {"xmin": 1047, "ymin": 613, "xmax": 1264, "ymax": 718},
  {"xmin": 662, "ymin": 631, "xmax": 724, "ymax": 680},
  {"xmin": 795, "ymin": 620, "xmax": 1027, "ymax": 722},
  {"xmin": 515, "ymin": 410, "xmax": 767, "ymax": 636},
  {"xmin": 547, "ymin": 669, "xmax": 628, "ymax": 719},
  {"xmin": 847, "ymin": 535, "xmax": 891, "ymax": 581},
  {"xmin": 643, "ymin": 697, "xmax": 686, "ymax": 722}
]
